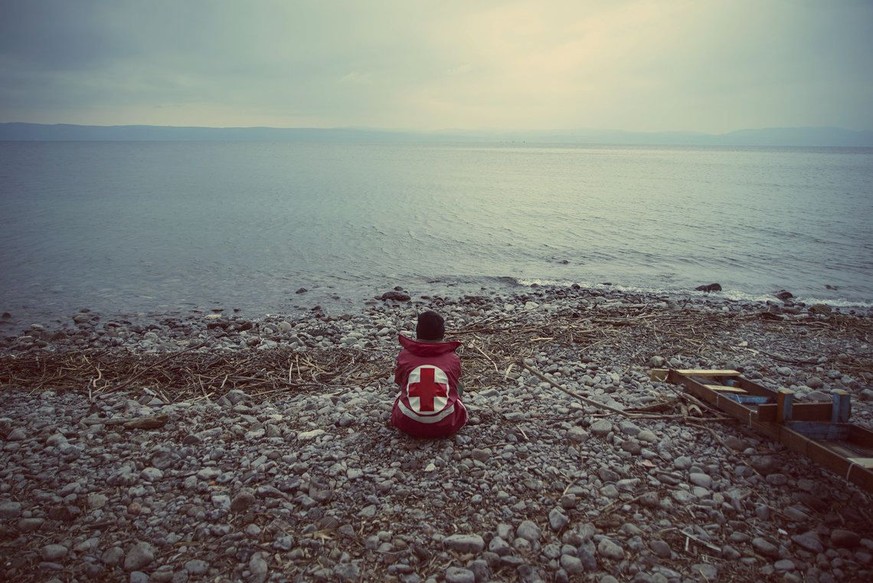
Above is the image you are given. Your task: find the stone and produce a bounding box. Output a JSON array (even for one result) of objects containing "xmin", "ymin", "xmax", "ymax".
[
  {"xmin": 18, "ymin": 517, "xmax": 45, "ymax": 532},
  {"xmin": 123, "ymin": 542, "xmax": 154, "ymax": 571},
  {"xmin": 791, "ymin": 531, "xmax": 824, "ymax": 553},
  {"xmin": 695, "ymin": 283, "xmax": 722, "ymax": 293},
  {"xmin": 488, "ymin": 536, "xmax": 512, "ymax": 556},
  {"xmin": 577, "ymin": 547, "xmax": 597, "ymax": 571},
  {"xmin": 566, "ymin": 427, "xmax": 588, "ymax": 443},
  {"xmin": 618, "ymin": 420, "xmax": 641, "ymax": 436},
  {"xmin": 752, "ymin": 537, "xmax": 779, "ymax": 558},
  {"xmin": 0, "ymin": 501, "xmax": 22, "ymax": 519},
  {"xmin": 380, "ymin": 291, "xmax": 411, "ymax": 302},
  {"xmin": 40, "ymin": 544, "xmax": 68, "ymax": 561},
  {"xmin": 689, "ymin": 473, "xmax": 712, "ymax": 489},
  {"xmin": 517, "ymin": 520, "xmax": 542, "ymax": 543},
  {"xmin": 185, "ymin": 560, "xmax": 209, "ymax": 575},
  {"xmin": 692, "ymin": 564, "xmax": 719, "ymax": 580},
  {"xmin": 673, "ymin": 456, "xmax": 692, "ymax": 470},
  {"xmin": 560, "ymin": 553, "xmax": 584, "ymax": 575},
  {"xmin": 650, "ymin": 539, "xmax": 671, "ymax": 558},
  {"xmin": 231, "ymin": 490, "xmax": 256, "ymax": 513},
  {"xmin": 444, "ymin": 566, "xmax": 475, "ymax": 583},
  {"xmin": 140, "ymin": 467, "xmax": 163, "ymax": 481},
  {"xmin": 775, "ymin": 289, "xmax": 794, "ymax": 302},
  {"xmin": 750, "ymin": 455, "xmax": 777, "ymax": 475},
  {"xmin": 831, "ymin": 529, "xmax": 861, "ymax": 548},
  {"xmin": 443, "ymin": 534, "xmax": 485, "ymax": 554},
  {"xmin": 297, "ymin": 429, "xmax": 325, "ymax": 441},
  {"xmin": 620, "ymin": 439, "xmax": 641, "ymax": 455},
  {"xmin": 590, "ymin": 420, "xmax": 612, "ymax": 436},
  {"xmin": 597, "ymin": 538, "xmax": 624, "ymax": 560},
  {"xmin": 806, "ymin": 376, "xmax": 824, "ymax": 389},
  {"xmin": 6, "ymin": 427, "xmax": 26, "ymax": 441},
  {"xmin": 87, "ymin": 493, "xmax": 108, "ymax": 509},
  {"xmin": 249, "ymin": 552, "xmax": 269, "ymax": 583},
  {"xmin": 334, "ymin": 562, "xmax": 360, "ymax": 582},
  {"xmin": 102, "ymin": 547, "xmax": 124, "ymax": 566},
  {"xmin": 636, "ymin": 429, "xmax": 657, "ymax": 443},
  {"xmin": 468, "ymin": 559, "xmax": 490, "ymax": 582},
  {"xmin": 549, "ymin": 508, "xmax": 569, "ymax": 532},
  {"xmin": 471, "ymin": 448, "xmax": 491, "ymax": 462}
]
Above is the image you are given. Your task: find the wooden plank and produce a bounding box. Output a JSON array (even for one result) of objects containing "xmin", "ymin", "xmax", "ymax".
[
  {"xmin": 847, "ymin": 458, "xmax": 873, "ymax": 469},
  {"xmin": 734, "ymin": 377, "xmax": 780, "ymax": 398},
  {"xmin": 777, "ymin": 389, "xmax": 794, "ymax": 423},
  {"xmin": 670, "ymin": 373, "xmax": 780, "ymax": 438},
  {"xmin": 777, "ymin": 427, "xmax": 873, "ymax": 494},
  {"xmin": 704, "ymin": 384, "xmax": 747, "ymax": 394},
  {"xmin": 785, "ymin": 421, "xmax": 850, "ymax": 441},
  {"xmin": 660, "ymin": 369, "xmax": 873, "ymax": 494},
  {"xmin": 757, "ymin": 402, "xmax": 833, "ymax": 423},
  {"xmin": 679, "ymin": 369, "xmax": 741, "ymax": 377},
  {"xmin": 730, "ymin": 395, "xmax": 772, "ymax": 405},
  {"xmin": 849, "ymin": 425, "xmax": 873, "ymax": 449}
]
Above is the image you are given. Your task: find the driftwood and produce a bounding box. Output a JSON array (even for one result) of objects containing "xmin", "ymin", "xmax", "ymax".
[{"xmin": 1, "ymin": 301, "xmax": 870, "ymax": 411}]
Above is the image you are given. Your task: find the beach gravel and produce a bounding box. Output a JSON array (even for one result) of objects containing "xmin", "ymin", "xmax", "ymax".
[{"xmin": 1, "ymin": 284, "xmax": 872, "ymax": 581}]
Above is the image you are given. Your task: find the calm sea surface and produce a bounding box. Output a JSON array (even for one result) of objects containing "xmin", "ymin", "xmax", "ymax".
[{"xmin": 1, "ymin": 141, "xmax": 872, "ymax": 323}]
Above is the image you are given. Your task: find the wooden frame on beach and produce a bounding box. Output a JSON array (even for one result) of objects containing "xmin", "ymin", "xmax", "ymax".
[{"xmin": 651, "ymin": 369, "xmax": 873, "ymax": 494}]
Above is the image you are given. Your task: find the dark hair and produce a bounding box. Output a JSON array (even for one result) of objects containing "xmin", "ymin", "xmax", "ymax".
[{"xmin": 416, "ymin": 310, "xmax": 445, "ymax": 341}]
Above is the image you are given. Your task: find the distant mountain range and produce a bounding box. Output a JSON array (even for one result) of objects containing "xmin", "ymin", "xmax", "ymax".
[{"xmin": 1, "ymin": 122, "xmax": 872, "ymax": 147}]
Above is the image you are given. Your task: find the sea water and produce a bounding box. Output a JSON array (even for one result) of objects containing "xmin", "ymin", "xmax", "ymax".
[{"xmin": 1, "ymin": 141, "xmax": 871, "ymax": 323}]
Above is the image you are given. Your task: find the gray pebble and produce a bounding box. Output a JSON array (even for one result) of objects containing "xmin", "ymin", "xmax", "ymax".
[
  {"xmin": 831, "ymin": 529, "xmax": 861, "ymax": 548},
  {"xmin": 590, "ymin": 420, "xmax": 612, "ymax": 436},
  {"xmin": 444, "ymin": 566, "xmax": 476, "ymax": 583},
  {"xmin": 185, "ymin": 559, "xmax": 209, "ymax": 574},
  {"xmin": 596, "ymin": 538, "xmax": 624, "ymax": 560},
  {"xmin": 444, "ymin": 534, "xmax": 485, "ymax": 554},
  {"xmin": 791, "ymin": 531, "xmax": 823, "ymax": 553},
  {"xmin": 123, "ymin": 541, "xmax": 154, "ymax": 571},
  {"xmin": 516, "ymin": 520, "xmax": 542, "ymax": 543},
  {"xmin": 248, "ymin": 552, "xmax": 269, "ymax": 583},
  {"xmin": 548, "ymin": 508, "xmax": 569, "ymax": 532},
  {"xmin": 752, "ymin": 537, "xmax": 780, "ymax": 558},
  {"xmin": 40, "ymin": 544, "xmax": 68, "ymax": 561},
  {"xmin": 0, "ymin": 501, "xmax": 22, "ymax": 519}
]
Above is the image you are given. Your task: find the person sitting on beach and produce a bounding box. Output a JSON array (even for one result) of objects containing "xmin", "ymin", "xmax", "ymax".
[{"xmin": 391, "ymin": 310, "xmax": 467, "ymax": 438}]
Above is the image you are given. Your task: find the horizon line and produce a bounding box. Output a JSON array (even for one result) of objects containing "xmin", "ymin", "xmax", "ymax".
[{"xmin": 2, "ymin": 121, "xmax": 873, "ymax": 135}]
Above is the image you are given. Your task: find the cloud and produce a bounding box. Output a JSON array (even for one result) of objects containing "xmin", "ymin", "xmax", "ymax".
[{"xmin": 1, "ymin": 0, "xmax": 871, "ymax": 131}]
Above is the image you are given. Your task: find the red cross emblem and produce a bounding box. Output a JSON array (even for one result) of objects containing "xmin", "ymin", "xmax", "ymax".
[{"xmin": 407, "ymin": 366, "xmax": 449, "ymax": 413}]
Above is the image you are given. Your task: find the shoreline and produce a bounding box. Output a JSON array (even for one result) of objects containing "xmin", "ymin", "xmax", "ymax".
[
  {"xmin": 3, "ymin": 282, "xmax": 873, "ymax": 351},
  {"xmin": 3, "ymin": 278, "xmax": 873, "ymax": 340},
  {"xmin": 2, "ymin": 284, "xmax": 872, "ymax": 581}
]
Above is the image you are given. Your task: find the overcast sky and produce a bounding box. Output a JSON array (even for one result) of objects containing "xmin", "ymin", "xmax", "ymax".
[{"xmin": 1, "ymin": 0, "xmax": 871, "ymax": 133}]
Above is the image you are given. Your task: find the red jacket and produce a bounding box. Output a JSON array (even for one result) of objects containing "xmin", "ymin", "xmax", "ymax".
[{"xmin": 391, "ymin": 334, "xmax": 467, "ymax": 438}]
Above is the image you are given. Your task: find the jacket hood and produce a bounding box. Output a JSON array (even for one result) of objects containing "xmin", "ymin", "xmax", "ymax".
[{"xmin": 398, "ymin": 334, "xmax": 462, "ymax": 356}]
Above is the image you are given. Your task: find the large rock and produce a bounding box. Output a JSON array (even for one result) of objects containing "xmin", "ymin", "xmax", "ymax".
[{"xmin": 380, "ymin": 291, "xmax": 411, "ymax": 302}]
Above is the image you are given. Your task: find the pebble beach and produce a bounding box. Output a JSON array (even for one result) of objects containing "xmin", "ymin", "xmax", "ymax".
[{"xmin": 1, "ymin": 285, "xmax": 872, "ymax": 582}]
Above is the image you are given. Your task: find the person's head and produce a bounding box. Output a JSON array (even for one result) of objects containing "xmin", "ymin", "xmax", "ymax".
[{"xmin": 416, "ymin": 310, "xmax": 445, "ymax": 341}]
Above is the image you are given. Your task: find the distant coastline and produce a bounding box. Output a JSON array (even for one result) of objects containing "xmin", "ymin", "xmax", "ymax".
[{"xmin": 2, "ymin": 122, "xmax": 873, "ymax": 147}]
